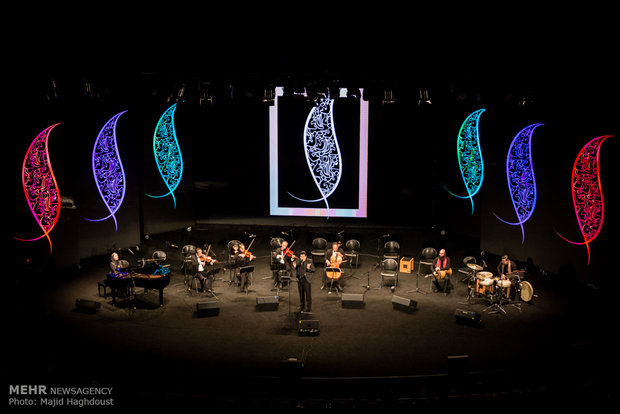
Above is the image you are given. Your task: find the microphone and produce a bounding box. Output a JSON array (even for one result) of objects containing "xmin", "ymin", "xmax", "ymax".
[{"xmin": 382, "ymin": 234, "xmax": 390, "ymax": 238}]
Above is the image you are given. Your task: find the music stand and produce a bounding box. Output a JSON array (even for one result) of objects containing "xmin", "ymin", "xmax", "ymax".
[
  {"xmin": 406, "ymin": 268, "xmax": 427, "ymax": 295},
  {"xmin": 239, "ymin": 265, "xmax": 254, "ymax": 294},
  {"xmin": 325, "ymin": 268, "xmax": 342, "ymax": 296},
  {"xmin": 204, "ymin": 266, "xmax": 221, "ymax": 300}
]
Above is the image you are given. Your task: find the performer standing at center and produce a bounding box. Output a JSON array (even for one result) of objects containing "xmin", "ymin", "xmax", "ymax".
[{"xmin": 293, "ymin": 250, "xmax": 314, "ymax": 313}]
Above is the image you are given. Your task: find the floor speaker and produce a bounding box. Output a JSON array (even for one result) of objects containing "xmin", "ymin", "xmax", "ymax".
[
  {"xmin": 391, "ymin": 295, "xmax": 417, "ymax": 312},
  {"xmin": 196, "ymin": 301, "xmax": 220, "ymax": 317},
  {"xmin": 75, "ymin": 298, "xmax": 101, "ymax": 313},
  {"xmin": 454, "ymin": 308, "xmax": 481, "ymax": 326},
  {"xmin": 256, "ymin": 296, "xmax": 279, "ymax": 311},
  {"xmin": 298, "ymin": 319, "xmax": 319, "ymax": 336},
  {"xmin": 341, "ymin": 293, "xmax": 365, "ymax": 308}
]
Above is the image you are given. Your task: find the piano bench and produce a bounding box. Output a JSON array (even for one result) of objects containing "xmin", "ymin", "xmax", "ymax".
[{"xmin": 97, "ymin": 280, "xmax": 109, "ymax": 297}]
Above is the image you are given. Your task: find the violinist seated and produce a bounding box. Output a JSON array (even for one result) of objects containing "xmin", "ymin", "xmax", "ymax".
[
  {"xmin": 322, "ymin": 242, "xmax": 345, "ymax": 291},
  {"xmin": 234, "ymin": 243, "xmax": 256, "ymax": 292},
  {"xmin": 272, "ymin": 240, "xmax": 296, "ymax": 289},
  {"xmin": 190, "ymin": 248, "xmax": 216, "ymax": 294}
]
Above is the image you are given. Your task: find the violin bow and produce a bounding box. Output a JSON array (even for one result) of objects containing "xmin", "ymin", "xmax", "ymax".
[{"xmin": 283, "ymin": 240, "xmax": 296, "ymax": 256}]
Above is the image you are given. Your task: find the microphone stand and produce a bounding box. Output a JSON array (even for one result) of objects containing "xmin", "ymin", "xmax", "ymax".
[
  {"xmin": 375, "ymin": 234, "xmax": 389, "ymax": 268},
  {"xmin": 362, "ymin": 266, "xmax": 380, "ymax": 292}
]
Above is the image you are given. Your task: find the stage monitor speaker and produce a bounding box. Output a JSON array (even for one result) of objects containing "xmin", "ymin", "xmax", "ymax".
[
  {"xmin": 392, "ymin": 295, "xmax": 417, "ymax": 313},
  {"xmin": 298, "ymin": 319, "xmax": 319, "ymax": 336},
  {"xmin": 399, "ymin": 257, "xmax": 414, "ymax": 273},
  {"xmin": 341, "ymin": 293, "xmax": 365, "ymax": 308},
  {"xmin": 454, "ymin": 308, "xmax": 481, "ymax": 326},
  {"xmin": 75, "ymin": 298, "xmax": 101, "ymax": 314},
  {"xmin": 196, "ymin": 300, "xmax": 220, "ymax": 317},
  {"xmin": 256, "ymin": 296, "xmax": 279, "ymax": 311}
]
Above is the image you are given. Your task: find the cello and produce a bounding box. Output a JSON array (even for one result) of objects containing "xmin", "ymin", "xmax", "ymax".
[{"xmin": 325, "ymin": 252, "xmax": 343, "ymax": 280}]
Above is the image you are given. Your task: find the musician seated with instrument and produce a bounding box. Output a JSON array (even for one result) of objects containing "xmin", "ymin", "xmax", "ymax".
[
  {"xmin": 190, "ymin": 248, "xmax": 216, "ymax": 295},
  {"xmin": 322, "ymin": 242, "xmax": 345, "ymax": 291},
  {"xmin": 273, "ymin": 240, "xmax": 295, "ymax": 289},
  {"xmin": 109, "ymin": 251, "xmax": 130, "ymax": 275},
  {"xmin": 236, "ymin": 243, "xmax": 256, "ymax": 292},
  {"xmin": 497, "ymin": 254, "xmax": 520, "ymax": 299},
  {"xmin": 497, "ymin": 255, "xmax": 518, "ymax": 280},
  {"xmin": 431, "ymin": 249, "xmax": 453, "ymax": 294},
  {"xmin": 110, "ymin": 252, "xmax": 122, "ymax": 274}
]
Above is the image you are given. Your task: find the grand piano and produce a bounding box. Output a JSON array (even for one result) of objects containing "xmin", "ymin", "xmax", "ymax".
[{"xmin": 106, "ymin": 262, "xmax": 171, "ymax": 307}]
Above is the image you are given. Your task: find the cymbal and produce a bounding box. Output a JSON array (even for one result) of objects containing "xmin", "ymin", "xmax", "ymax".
[
  {"xmin": 467, "ymin": 263, "xmax": 483, "ymax": 270},
  {"xmin": 476, "ymin": 271, "xmax": 493, "ymax": 279}
]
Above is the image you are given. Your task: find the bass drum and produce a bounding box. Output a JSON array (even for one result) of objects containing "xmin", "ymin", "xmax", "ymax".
[{"xmin": 520, "ymin": 281, "xmax": 534, "ymax": 302}]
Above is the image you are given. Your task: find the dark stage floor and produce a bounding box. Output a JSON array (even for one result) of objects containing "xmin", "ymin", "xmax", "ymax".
[{"xmin": 7, "ymin": 223, "xmax": 613, "ymax": 408}]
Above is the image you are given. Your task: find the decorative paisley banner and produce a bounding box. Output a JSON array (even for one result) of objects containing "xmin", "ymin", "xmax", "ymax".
[
  {"xmin": 287, "ymin": 98, "xmax": 342, "ymax": 213},
  {"xmin": 14, "ymin": 124, "xmax": 62, "ymax": 253},
  {"xmin": 146, "ymin": 103, "xmax": 183, "ymax": 208},
  {"xmin": 494, "ymin": 123, "xmax": 543, "ymax": 243},
  {"xmin": 558, "ymin": 135, "xmax": 614, "ymax": 264},
  {"xmin": 444, "ymin": 109, "xmax": 485, "ymax": 214},
  {"xmin": 85, "ymin": 110, "xmax": 127, "ymax": 231}
]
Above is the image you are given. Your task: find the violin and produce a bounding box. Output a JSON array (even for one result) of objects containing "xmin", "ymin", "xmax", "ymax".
[
  {"xmin": 240, "ymin": 238, "xmax": 256, "ymax": 259},
  {"xmin": 279, "ymin": 240, "xmax": 296, "ymax": 263},
  {"xmin": 200, "ymin": 254, "xmax": 215, "ymax": 265}
]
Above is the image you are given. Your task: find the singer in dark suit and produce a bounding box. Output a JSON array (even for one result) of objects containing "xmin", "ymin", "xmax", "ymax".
[{"xmin": 293, "ymin": 251, "xmax": 314, "ymax": 312}]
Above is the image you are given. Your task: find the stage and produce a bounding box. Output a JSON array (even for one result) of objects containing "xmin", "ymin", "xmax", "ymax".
[
  {"xmin": 6, "ymin": 223, "xmax": 613, "ymax": 408},
  {"xmin": 7, "ymin": 37, "xmax": 617, "ymax": 407}
]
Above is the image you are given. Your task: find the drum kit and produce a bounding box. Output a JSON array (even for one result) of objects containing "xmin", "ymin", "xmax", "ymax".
[{"xmin": 462, "ymin": 262, "xmax": 534, "ymax": 314}]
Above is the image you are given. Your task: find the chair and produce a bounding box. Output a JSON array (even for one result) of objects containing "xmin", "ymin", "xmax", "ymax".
[
  {"xmin": 417, "ymin": 247, "xmax": 437, "ymax": 284},
  {"xmin": 269, "ymin": 238, "xmax": 284, "ymax": 270},
  {"xmin": 344, "ymin": 239, "xmax": 360, "ymax": 269},
  {"xmin": 270, "ymin": 237, "xmax": 284, "ymax": 249},
  {"xmin": 97, "ymin": 280, "xmax": 109, "ymax": 297},
  {"xmin": 311, "ymin": 238, "xmax": 327, "ymax": 266},
  {"xmin": 181, "ymin": 245, "xmax": 197, "ymax": 286},
  {"xmin": 383, "ymin": 241, "xmax": 400, "ymax": 262},
  {"xmin": 381, "ymin": 258, "xmax": 399, "ymax": 288}
]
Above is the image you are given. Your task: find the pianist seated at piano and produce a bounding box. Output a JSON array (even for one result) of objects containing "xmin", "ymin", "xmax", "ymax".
[
  {"xmin": 109, "ymin": 252, "xmax": 130, "ymax": 274},
  {"xmin": 190, "ymin": 248, "xmax": 216, "ymax": 294}
]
